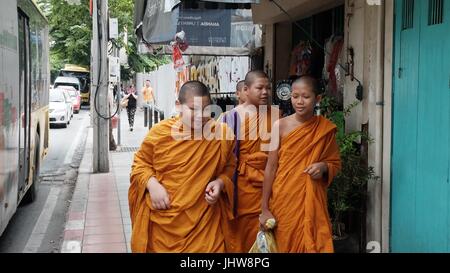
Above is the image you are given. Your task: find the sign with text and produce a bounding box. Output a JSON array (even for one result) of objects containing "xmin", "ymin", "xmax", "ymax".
[{"xmin": 177, "ymin": 9, "xmax": 232, "ymax": 47}]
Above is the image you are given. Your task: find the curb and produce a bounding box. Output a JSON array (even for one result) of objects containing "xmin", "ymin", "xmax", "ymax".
[{"xmin": 60, "ymin": 128, "xmax": 92, "ymax": 253}]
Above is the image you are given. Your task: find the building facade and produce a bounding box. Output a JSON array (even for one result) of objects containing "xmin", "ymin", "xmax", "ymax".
[{"xmin": 252, "ymin": 0, "xmax": 450, "ymax": 253}]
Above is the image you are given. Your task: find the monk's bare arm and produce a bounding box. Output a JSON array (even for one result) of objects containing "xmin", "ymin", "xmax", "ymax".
[
  {"xmin": 260, "ymin": 120, "xmax": 281, "ymax": 228},
  {"xmin": 262, "ymin": 148, "xmax": 279, "ymax": 210},
  {"xmin": 206, "ymin": 153, "xmax": 236, "ymax": 206}
]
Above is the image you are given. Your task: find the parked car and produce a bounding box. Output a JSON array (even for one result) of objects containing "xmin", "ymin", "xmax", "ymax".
[
  {"xmin": 49, "ymin": 89, "xmax": 71, "ymax": 128},
  {"xmin": 58, "ymin": 88, "xmax": 74, "ymax": 120},
  {"xmin": 54, "ymin": 76, "xmax": 81, "ymax": 93},
  {"xmin": 59, "ymin": 85, "xmax": 81, "ymax": 114}
]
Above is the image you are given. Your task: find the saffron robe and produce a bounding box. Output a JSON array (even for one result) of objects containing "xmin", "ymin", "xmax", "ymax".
[
  {"xmin": 220, "ymin": 107, "xmax": 277, "ymax": 253},
  {"xmin": 128, "ymin": 117, "xmax": 236, "ymax": 253},
  {"xmin": 270, "ymin": 116, "xmax": 341, "ymax": 253}
]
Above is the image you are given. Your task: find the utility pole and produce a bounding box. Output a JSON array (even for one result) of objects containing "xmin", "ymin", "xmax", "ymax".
[
  {"xmin": 116, "ymin": 45, "xmax": 121, "ymax": 146},
  {"xmin": 92, "ymin": 0, "xmax": 109, "ymax": 173}
]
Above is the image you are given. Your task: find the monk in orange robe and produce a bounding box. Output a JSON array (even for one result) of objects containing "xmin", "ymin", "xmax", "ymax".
[
  {"xmin": 260, "ymin": 76, "xmax": 341, "ymax": 253},
  {"xmin": 129, "ymin": 81, "xmax": 236, "ymax": 253},
  {"xmin": 220, "ymin": 71, "xmax": 280, "ymax": 253}
]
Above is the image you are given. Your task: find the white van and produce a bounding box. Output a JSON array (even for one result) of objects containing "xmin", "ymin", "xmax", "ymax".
[{"xmin": 54, "ymin": 76, "xmax": 81, "ymax": 92}]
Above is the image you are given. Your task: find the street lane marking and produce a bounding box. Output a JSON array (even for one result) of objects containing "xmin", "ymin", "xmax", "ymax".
[
  {"xmin": 63, "ymin": 112, "xmax": 89, "ymax": 165},
  {"xmin": 65, "ymin": 220, "xmax": 84, "ymax": 230},
  {"xmin": 23, "ymin": 187, "xmax": 61, "ymax": 253},
  {"xmin": 61, "ymin": 240, "xmax": 81, "ymax": 253}
]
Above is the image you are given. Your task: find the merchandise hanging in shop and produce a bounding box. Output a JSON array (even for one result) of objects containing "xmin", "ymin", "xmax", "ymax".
[
  {"xmin": 289, "ymin": 41, "xmax": 313, "ymax": 77},
  {"xmin": 323, "ymin": 35, "xmax": 345, "ymax": 104}
]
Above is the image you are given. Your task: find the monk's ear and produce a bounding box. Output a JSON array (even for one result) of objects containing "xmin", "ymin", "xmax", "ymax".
[
  {"xmin": 175, "ymin": 100, "xmax": 181, "ymax": 107},
  {"xmin": 243, "ymin": 85, "xmax": 250, "ymax": 94}
]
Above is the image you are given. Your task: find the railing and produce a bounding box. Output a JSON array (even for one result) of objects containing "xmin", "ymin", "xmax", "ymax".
[{"xmin": 144, "ymin": 104, "xmax": 165, "ymax": 129}]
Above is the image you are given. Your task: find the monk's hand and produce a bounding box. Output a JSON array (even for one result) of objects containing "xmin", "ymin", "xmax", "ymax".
[
  {"xmin": 205, "ymin": 179, "xmax": 224, "ymax": 205},
  {"xmin": 304, "ymin": 162, "xmax": 328, "ymax": 180},
  {"xmin": 259, "ymin": 209, "xmax": 275, "ymax": 232},
  {"xmin": 147, "ymin": 177, "xmax": 171, "ymax": 210}
]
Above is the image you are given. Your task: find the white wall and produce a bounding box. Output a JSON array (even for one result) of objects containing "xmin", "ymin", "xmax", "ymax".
[
  {"xmin": 382, "ymin": 0, "xmax": 394, "ymax": 254},
  {"xmin": 137, "ymin": 63, "xmax": 178, "ymax": 118},
  {"xmin": 343, "ymin": 0, "xmax": 395, "ymax": 252},
  {"xmin": 258, "ymin": 0, "xmax": 395, "ymax": 252},
  {"xmin": 344, "ymin": 0, "xmax": 366, "ymax": 133}
]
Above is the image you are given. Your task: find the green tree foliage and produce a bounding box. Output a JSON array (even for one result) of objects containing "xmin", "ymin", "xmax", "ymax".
[
  {"xmin": 109, "ymin": 0, "xmax": 170, "ymax": 81},
  {"xmin": 37, "ymin": 0, "xmax": 91, "ymax": 72},
  {"xmin": 36, "ymin": 0, "xmax": 169, "ymax": 81}
]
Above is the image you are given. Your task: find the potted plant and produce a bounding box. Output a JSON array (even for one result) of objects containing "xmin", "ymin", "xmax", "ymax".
[{"xmin": 320, "ymin": 96, "xmax": 378, "ymax": 253}]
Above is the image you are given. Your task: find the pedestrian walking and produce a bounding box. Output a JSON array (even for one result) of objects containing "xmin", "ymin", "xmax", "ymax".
[
  {"xmin": 124, "ymin": 85, "xmax": 137, "ymax": 131},
  {"xmin": 142, "ymin": 80, "xmax": 155, "ymax": 107}
]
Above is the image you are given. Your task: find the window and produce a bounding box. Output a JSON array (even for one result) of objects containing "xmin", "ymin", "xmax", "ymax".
[
  {"xmin": 49, "ymin": 91, "xmax": 64, "ymax": 103},
  {"xmin": 402, "ymin": 0, "xmax": 414, "ymax": 30},
  {"xmin": 428, "ymin": 0, "xmax": 444, "ymax": 25}
]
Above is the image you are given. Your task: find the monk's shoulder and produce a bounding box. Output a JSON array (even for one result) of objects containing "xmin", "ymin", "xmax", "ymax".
[
  {"xmin": 214, "ymin": 120, "xmax": 235, "ymax": 141},
  {"xmin": 147, "ymin": 117, "xmax": 179, "ymax": 139},
  {"xmin": 276, "ymin": 115, "xmax": 293, "ymax": 134},
  {"xmin": 317, "ymin": 116, "xmax": 338, "ymax": 133}
]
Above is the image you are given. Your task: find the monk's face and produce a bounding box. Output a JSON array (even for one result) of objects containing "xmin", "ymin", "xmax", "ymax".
[
  {"xmin": 291, "ymin": 82, "xmax": 320, "ymax": 119},
  {"xmin": 179, "ymin": 95, "xmax": 212, "ymax": 131},
  {"xmin": 244, "ymin": 78, "xmax": 270, "ymax": 106}
]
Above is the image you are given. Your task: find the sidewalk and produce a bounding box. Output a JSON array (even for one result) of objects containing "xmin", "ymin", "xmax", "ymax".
[{"xmin": 60, "ymin": 109, "xmax": 149, "ymax": 253}]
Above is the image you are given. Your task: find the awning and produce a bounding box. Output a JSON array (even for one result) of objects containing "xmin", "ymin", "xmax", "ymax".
[
  {"xmin": 201, "ymin": 0, "xmax": 259, "ymax": 3},
  {"xmin": 134, "ymin": 0, "xmax": 262, "ymax": 56},
  {"xmin": 134, "ymin": 0, "xmax": 180, "ymax": 44},
  {"xmin": 139, "ymin": 43, "xmax": 259, "ymax": 56},
  {"xmin": 251, "ymin": 0, "xmax": 344, "ymax": 24}
]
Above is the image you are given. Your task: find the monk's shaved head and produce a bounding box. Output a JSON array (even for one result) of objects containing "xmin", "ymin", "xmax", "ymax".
[
  {"xmin": 178, "ymin": 81, "xmax": 211, "ymax": 104},
  {"xmin": 292, "ymin": 76, "xmax": 321, "ymax": 96},
  {"xmin": 236, "ymin": 80, "xmax": 245, "ymax": 92},
  {"xmin": 244, "ymin": 70, "xmax": 269, "ymax": 87}
]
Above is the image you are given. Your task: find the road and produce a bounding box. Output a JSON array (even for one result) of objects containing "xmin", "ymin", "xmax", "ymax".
[{"xmin": 0, "ymin": 107, "xmax": 90, "ymax": 253}]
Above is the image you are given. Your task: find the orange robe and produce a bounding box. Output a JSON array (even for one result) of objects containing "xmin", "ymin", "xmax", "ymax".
[
  {"xmin": 220, "ymin": 108, "xmax": 277, "ymax": 253},
  {"xmin": 270, "ymin": 116, "xmax": 341, "ymax": 253},
  {"xmin": 128, "ymin": 117, "xmax": 236, "ymax": 253}
]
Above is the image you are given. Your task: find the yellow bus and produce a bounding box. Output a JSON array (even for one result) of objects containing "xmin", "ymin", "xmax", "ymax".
[
  {"xmin": 59, "ymin": 64, "xmax": 90, "ymax": 105},
  {"xmin": 1, "ymin": 0, "xmax": 50, "ymax": 235}
]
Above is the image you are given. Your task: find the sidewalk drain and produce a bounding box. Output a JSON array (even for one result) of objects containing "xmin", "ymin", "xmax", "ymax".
[{"xmin": 113, "ymin": 146, "xmax": 140, "ymax": 153}]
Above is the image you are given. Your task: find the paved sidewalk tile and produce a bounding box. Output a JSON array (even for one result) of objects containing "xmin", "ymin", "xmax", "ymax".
[{"xmin": 61, "ymin": 111, "xmax": 148, "ymax": 253}]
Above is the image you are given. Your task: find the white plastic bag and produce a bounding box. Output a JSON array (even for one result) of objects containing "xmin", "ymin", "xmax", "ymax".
[{"xmin": 249, "ymin": 219, "xmax": 278, "ymax": 253}]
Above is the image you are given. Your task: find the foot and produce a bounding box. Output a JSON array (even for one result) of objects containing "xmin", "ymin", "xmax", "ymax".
[{"xmin": 130, "ymin": 127, "xmax": 133, "ymax": 132}]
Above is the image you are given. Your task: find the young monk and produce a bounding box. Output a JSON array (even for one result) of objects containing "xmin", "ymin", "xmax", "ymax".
[
  {"xmin": 259, "ymin": 76, "xmax": 341, "ymax": 253},
  {"xmin": 128, "ymin": 81, "xmax": 236, "ymax": 253},
  {"xmin": 220, "ymin": 71, "xmax": 280, "ymax": 253},
  {"xmin": 235, "ymin": 80, "xmax": 246, "ymax": 105}
]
